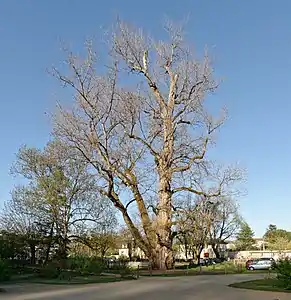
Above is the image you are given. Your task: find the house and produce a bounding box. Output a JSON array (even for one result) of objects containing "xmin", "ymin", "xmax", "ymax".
[
  {"xmin": 118, "ymin": 241, "xmax": 229, "ymax": 261},
  {"xmin": 118, "ymin": 242, "xmax": 146, "ymax": 259}
]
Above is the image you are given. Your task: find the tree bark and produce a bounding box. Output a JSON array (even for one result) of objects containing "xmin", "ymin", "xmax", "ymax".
[
  {"xmin": 154, "ymin": 168, "xmax": 174, "ymax": 270},
  {"xmin": 29, "ymin": 244, "xmax": 36, "ymax": 265},
  {"xmin": 184, "ymin": 236, "xmax": 188, "ymax": 260},
  {"xmin": 128, "ymin": 242, "xmax": 132, "ymax": 261},
  {"xmin": 212, "ymin": 244, "xmax": 221, "ymax": 259},
  {"xmin": 196, "ymin": 246, "xmax": 204, "ymax": 265},
  {"xmin": 44, "ymin": 224, "xmax": 54, "ymax": 265}
]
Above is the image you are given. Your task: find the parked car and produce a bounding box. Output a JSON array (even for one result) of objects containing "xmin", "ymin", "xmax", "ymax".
[
  {"xmin": 245, "ymin": 259, "xmax": 257, "ymax": 269},
  {"xmin": 259, "ymin": 257, "xmax": 274, "ymax": 262},
  {"xmin": 246, "ymin": 257, "xmax": 274, "ymax": 269},
  {"xmin": 247, "ymin": 258, "xmax": 274, "ymax": 271}
]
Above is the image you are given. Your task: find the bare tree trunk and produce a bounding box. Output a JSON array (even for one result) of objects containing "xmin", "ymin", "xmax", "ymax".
[
  {"xmin": 128, "ymin": 242, "xmax": 132, "ymax": 261},
  {"xmin": 155, "ymin": 170, "xmax": 174, "ymax": 270},
  {"xmin": 196, "ymin": 246, "xmax": 204, "ymax": 265},
  {"xmin": 44, "ymin": 224, "xmax": 54, "ymax": 264},
  {"xmin": 191, "ymin": 250, "xmax": 195, "ymax": 261},
  {"xmin": 184, "ymin": 236, "xmax": 188, "ymax": 260},
  {"xmin": 212, "ymin": 244, "xmax": 221, "ymax": 259},
  {"xmin": 29, "ymin": 244, "xmax": 36, "ymax": 265}
]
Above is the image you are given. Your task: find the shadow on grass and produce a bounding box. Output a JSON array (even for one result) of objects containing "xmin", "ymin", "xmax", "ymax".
[
  {"xmin": 31, "ymin": 276, "xmax": 135, "ymax": 285},
  {"xmin": 1, "ymin": 274, "xmax": 136, "ymax": 286},
  {"xmin": 229, "ymin": 278, "xmax": 291, "ymax": 293}
]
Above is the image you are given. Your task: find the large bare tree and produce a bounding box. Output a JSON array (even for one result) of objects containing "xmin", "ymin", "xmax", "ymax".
[{"xmin": 52, "ymin": 20, "xmax": 243, "ymax": 269}]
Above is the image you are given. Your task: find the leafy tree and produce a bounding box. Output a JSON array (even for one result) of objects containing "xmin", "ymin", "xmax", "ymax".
[
  {"xmin": 81, "ymin": 232, "xmax": 117, "ymax": 258},
  {"xmin": 0, "ymin": 188, "xmax": 48, "ymax": 264},
  {"xmin": 52, "ymin": 20, "xmax": 243, "ymax": 269},
  {"xmin": 268, "ymin": 236, "xmax": 291, "ymax": 251},
  {"xmin": 235, "ymin": 222, "xmax": 255, "ymax": 250},
  {"xmin": 72, "ymin": 221, "xmax": 118, "ymax": 258},
  {"xmin": 0, "ymin": 231, "xmax": 26, "ymax": 260},
  {"xmin": 2, "ymin": 140, "xmax": 115, "ymax": 262},
  {"xmin": 264, "ymin": 224, "xmax": 291, "ymax": 246}
]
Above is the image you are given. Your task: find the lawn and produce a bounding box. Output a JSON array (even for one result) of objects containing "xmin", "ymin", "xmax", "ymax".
[
  {"xmin": 31, "ymin": 275, "xmax": 133, "ymax": 285},
  {"xmin": 1, "ymin": 273, "xmax": 135, "ymax": 286},
  {"xmin": 140, "ymin": 262, "xmax": 272, "ymax": 277},
  {"xmin": 229, "ymin": 278, "xmax": 291, "ymax": 293}
]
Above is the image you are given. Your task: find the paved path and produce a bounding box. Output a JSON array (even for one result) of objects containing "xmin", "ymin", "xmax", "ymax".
[{"xmin": 1, "ymin": 274, "xmax": 289, "ymax": 300}]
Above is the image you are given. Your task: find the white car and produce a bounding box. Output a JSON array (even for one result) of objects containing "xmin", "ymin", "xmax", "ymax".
[{"xmin": 248, "ymin": 259, "xmax": 273, "ymax": 270}]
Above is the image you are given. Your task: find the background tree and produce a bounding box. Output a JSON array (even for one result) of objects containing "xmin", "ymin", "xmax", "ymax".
[
  {"xmin": 53, "ymin": 20, "xmax": 244, "ymax": 269},
  {"xmin": 208, "ymin": 197, "xmax": 242, "ymax": 258},
  {"xmin": 0, "ymin": 187, "xmax": 47, "ymax": 264},
  {"xmin": 73, "ymin": 220, "xmax": 118, "ymax": 258},
  {"xmin": 267, "ymin": 236, "xmax": 291, "ymax": 251},
  {"xmin": 264, "ymin": 224, "xmax": 291, "ymax": 245},
  {"xmin": 0, "ymin": 230, "xmax": 27, "ymax": 261},
  {"xmin": 176, "ymin": 197, "xmax": 214, "ymax": 262},
  {"xmin": 264, "ymin": 224, "xmax": 291, "ymax": 251},
  {"xmin": 4, "ymin": 140, "xmax": 115, "ymax": 261},
  {"xmin": 235, "ymin": 221, "xmax": 254, "ymax": 250}
]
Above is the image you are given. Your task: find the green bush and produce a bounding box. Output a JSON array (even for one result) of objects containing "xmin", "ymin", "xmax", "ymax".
[
  {"xmin": 86, "ymin": 259, "xmax": 105, "ymax": 275},
  {"xmin": 38, "ymin": 262, "xmax": 61, "ymax": 279},
  {"xmin": 0, "ymin": 260, "xmax": 11, "ymax": 282},
  {"xmin": 274, "ymin": 258, "xmax": 291, "ymax": 290},
  {"xmin": 66, "ymin": 256, "xmax": 106, "ymax": 275}
]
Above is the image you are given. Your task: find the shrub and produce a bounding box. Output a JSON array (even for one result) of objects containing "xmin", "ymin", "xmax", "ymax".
[
  {"xmin": 38, "ymin": 262, "xmax": 61, "ymax": 279},
  {"xmin": 86, "ymin": 259, "xmax": 105, "ymax": 275},
  {"xmin": 0, "ymin": 260, "xmax": 11, "ymax": 282},
  {"xmin": 66, "ymin": 256, "xmax": 106, "ymax": 275},
  {"xmin": 274, "ymin": 258, "xmax": 291, "ymax": 290}
]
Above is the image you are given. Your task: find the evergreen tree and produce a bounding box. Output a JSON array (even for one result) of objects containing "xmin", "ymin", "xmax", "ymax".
[{"xmin": 235, "ymin": 222, "xmax": 255, "ymax": 250}]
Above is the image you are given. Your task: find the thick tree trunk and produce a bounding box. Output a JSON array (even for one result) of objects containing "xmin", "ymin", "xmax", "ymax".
[
  {"xmin": 150, "ymin": 244, "xmax": 174, "ymax": 270},
  {"xmin": 154, "ymin": 170, "xmax": 174, "ymax": 270}
]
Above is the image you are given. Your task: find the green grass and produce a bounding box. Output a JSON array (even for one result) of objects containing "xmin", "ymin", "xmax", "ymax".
[
  {"xmin": 31, "ymin": 275, "xmax": 133, "ymax": 285},
  {"xmin": 140, "ymin": 262, "xmax": 273, "ymax": 277},
  {"xmin": 1, "ymin": 274, "xmax": 135, "ymax": 285},
  {"xmin": 229, "ymin": 278, "xmax": 291, "ymax": 293}
]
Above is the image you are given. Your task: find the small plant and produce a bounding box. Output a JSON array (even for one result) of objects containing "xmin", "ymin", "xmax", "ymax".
[{"xmin": 273, "ymin": 258, "xmax": 291, "ymax": 289}]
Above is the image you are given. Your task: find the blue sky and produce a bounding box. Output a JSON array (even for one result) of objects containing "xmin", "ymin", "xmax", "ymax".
[{"xmin": 1, "ymin": 0, "xmax": 291, "ymax": 237}]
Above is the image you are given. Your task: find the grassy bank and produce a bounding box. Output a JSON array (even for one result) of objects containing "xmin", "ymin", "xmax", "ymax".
[
  {"xmin": 229, "ymin": 278, "xmax": 291, "ymax": 293},
  {"xmin": 140, "ymin": 262, "xmax": 272, "ymax": 277},
  {"xmin": 1, "ymin": 274, "xmax": 135, "ymax": 285}
]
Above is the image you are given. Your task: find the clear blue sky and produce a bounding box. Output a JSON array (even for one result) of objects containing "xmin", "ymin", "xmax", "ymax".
[{"xmin": 1, "ymin": 0, "xmax": 291, "ymax": 237}]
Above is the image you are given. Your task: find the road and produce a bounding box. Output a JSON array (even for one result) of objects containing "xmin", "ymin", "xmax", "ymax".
[{"xmin": 1, "ymin": 274, "xmax": 289, "ymax": 300}]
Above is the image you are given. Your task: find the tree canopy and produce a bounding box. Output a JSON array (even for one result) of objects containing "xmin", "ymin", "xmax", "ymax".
[
  {"xmin": 235, "ymin": 222, "xmax": 254, "ymax": 251},
  {"xmin": 52, "ymin": 20, "xmax": 244, "ymax": 269}
]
